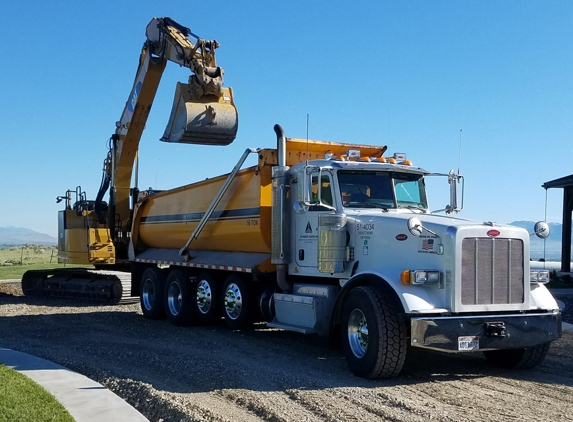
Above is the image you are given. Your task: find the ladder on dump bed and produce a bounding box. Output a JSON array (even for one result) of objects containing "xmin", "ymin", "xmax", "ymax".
[{"xmin": 179, "ymin": 148, "xmax": 259, "ymax": 259}]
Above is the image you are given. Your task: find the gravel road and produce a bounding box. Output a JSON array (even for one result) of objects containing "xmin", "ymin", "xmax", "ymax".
[{"xmin": 1, "ymin": 281, "xmax": 572, "ymax": 422}]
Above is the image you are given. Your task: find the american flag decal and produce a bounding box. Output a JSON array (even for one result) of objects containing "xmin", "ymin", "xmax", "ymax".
[{"xmin": 422, "ymin": 239, "xmax": 434, "ymax": 250}]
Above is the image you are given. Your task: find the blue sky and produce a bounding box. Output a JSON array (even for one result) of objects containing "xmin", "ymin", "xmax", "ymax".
[{"xmin": 1, "ymin": 1, "xmax": 572, "ymax": 237}]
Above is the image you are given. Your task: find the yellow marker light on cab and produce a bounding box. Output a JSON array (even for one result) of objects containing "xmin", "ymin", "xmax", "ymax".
[{"xmin": 400, "ymin": 270, "xmax": 411, "ymax": 285}]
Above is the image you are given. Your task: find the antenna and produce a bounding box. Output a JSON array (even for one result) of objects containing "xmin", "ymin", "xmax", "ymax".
[
  {"xmin": 457, "ymin": 129, "xmax": 463, "ymax": 175},
  {"xmin": 306, "ymin": 114, "xmax": 309, "ymax": 165}
]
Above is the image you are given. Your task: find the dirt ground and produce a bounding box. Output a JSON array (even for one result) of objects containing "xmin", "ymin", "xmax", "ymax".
[{"xmin": 1, "ymin": 281, "xmax": 572, "ymax": 422}]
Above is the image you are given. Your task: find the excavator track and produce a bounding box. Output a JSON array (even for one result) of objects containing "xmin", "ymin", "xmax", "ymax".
[{"xmin": 21, "ymin": 268, "xmax": 138, "ymax": 304}]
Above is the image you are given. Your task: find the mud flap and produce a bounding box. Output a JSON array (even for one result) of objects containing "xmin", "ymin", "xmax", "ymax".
[{"xmin": 161, "ymin": 82, "xmax": 238, "ymax": 146}]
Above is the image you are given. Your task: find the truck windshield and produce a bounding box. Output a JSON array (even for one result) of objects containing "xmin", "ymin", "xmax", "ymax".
[
  {"xmin": 393, "ymin": 172, "xmax": 428, "ymax": 210},
  {"xmin": 337, "ymin": 170, "xmax": 428, "ymax": 211}
]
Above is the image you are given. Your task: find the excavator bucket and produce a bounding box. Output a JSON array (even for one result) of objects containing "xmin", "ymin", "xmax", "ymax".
[{"xmin": 161, "ymin": 82, "xmax": 238, "ymax": 146}]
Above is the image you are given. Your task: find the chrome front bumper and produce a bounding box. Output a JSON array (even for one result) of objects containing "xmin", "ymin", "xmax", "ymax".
[{"xmin": 410, "ymin": 312, "xmax": 562, "ymax": 352}]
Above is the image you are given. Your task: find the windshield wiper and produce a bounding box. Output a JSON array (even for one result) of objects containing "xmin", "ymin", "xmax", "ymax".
[
  {"xmin": 347, "ymin": 202, "xmax": 389, "ymax": 211},
  {"xmin": 401, "ymin": 205, "xmax": 427, "ymax": 213}
]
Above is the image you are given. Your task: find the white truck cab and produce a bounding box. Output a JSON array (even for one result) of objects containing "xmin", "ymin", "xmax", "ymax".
[{"xmin": 269, "ymin": 125, "xmax": 561, "ymax": 378}]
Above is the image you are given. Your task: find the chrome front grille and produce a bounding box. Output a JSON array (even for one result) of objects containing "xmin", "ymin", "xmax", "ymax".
[{"xmin": 461, "ymin": 238, "xmax": 524, "ymax": 305}]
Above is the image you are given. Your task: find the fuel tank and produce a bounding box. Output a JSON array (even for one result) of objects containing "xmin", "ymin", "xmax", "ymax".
[{"xmin": 135, "ymin": 164, "xmax": 272, "ymax": 253}]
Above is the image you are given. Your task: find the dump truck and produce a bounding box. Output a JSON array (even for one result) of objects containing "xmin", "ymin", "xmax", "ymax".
[{"xmin": 23, "ymin": 17, "xmax": 562, "ymax": 379}]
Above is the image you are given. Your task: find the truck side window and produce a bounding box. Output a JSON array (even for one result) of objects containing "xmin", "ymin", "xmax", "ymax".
[{"xmin": 311, "ymin": 174, "xmax": 333, "ymax": 207}]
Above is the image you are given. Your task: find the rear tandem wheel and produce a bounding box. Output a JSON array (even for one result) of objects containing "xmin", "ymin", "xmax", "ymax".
[
  {"xmin": 164, "ymin": 268, "xmax": 196, "ymax": 326},
  {"xmin": 222, "ymin": 275, "xmax": 251, "ymax": 330},
  {"xmin": 196, "ymin": 271, "xmax": 220, "ymax": 324},
  {"xmin": 140, "ymin": 267, "xmax": 166, "ymax": 320}
]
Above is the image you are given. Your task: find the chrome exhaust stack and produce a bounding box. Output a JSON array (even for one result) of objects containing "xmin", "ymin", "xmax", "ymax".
[{"xmin": 272, "ymin": 124, "xmax": 292, "ymax": 293}]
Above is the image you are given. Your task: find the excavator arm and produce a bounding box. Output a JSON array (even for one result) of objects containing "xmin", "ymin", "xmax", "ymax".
[
  {"xmin": 102, "ymin": 17, "xmax": 238, "ymax": 250},
  {"xmin": 24, "ymin": 17, "xmax": 238, "ymax": 303}
]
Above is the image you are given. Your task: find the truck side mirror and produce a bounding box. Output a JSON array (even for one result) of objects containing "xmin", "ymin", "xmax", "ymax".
[
  {"xmin": 446, "ymin": 170, "xmax": 464, "ymax": 214},
  {"xmin": 295, "ymin": 166, "xmax": 312, "ymax": 205},
  {"xmin": 533, "ymin": 221, "xmax": 550, "ymax": 239},
  {"xmin": 407, "ymin": 217, "xmax": 423, "ymax": 236}
]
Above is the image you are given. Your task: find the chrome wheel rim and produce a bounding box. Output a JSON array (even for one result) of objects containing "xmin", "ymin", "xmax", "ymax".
[
  {"xmin": 141, "ymin": 278, "xmax": 155, "ymax": 311},
  {"xmin": 167, "ymin": 281, "xmax": 183, "ymax": 316},
  {"xmin": 224, "ymin": 283, "xmax": 242, "ymax": 320},
  {"xmin": 348, "ymin": 308, "xmax": 368, "ymax": 358},
  {"xmin": 196, "ymin": 279, "xmax": 213, "ymax": 315}
]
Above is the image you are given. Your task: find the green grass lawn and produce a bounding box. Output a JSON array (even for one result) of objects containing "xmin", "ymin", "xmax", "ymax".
[
  {"xmin": 0, "ymin": 263, "xmax": 90, "ymax": 281},
  {"xmin": 0, "ymin": 245, "xmax": 58, "ymax": 266},
  {"xmin": 0, "ymin": 364, "xmax": 75, "ymax": 422},
  {"xmin": 0, "ymin": 246, "xmax": 90, "ymax": 280}
]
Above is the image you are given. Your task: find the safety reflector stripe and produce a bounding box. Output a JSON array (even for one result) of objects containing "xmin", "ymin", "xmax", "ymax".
[{"xmin": 134, "ymin": 258, "xmax": 252, "ymax": 273}]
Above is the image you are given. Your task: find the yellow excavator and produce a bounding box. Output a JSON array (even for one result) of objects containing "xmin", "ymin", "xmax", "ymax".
[{"xmin": 22, "ymin": 17, "xmax": 238, "ymax": 302}]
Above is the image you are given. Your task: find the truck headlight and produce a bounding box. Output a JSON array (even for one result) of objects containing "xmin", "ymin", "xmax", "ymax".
[
  {"xmin": 530, "ymin": 270, "xmax": 550, "ymax": 284},
  {"xmin": 401, "ymin": 270, "xmax": 441, "ymax": 286}
]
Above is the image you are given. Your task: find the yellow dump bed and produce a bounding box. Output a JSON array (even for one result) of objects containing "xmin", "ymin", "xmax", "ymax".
[{"xmin": 132, "ymin": 137, "xmax": 386, "ymax": 255}]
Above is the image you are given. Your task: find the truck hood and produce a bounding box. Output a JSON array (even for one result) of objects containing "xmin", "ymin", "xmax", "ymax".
[{"xmin": 344, "ymin": 209, "xmax": 529, "ymax": 240}]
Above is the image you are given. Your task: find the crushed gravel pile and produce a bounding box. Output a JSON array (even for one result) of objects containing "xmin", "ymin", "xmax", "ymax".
[{"xmin": 1, "ymin": 280, "xmax": 572, "ymax": 422}]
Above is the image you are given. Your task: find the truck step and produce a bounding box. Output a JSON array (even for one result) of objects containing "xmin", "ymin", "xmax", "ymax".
[{"xmin": 271, "ymin": 285, "xmax": 340, "ymax": 336}]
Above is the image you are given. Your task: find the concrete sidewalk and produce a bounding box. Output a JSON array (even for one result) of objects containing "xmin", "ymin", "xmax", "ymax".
[{"xmin": 0, "ymin": 348, "xmax": 148, "ymax": 422}]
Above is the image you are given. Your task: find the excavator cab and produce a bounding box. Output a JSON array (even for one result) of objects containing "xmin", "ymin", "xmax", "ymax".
[{"xmin": 161, "ymin": 81, "xmax": 238, "ymax": 146}]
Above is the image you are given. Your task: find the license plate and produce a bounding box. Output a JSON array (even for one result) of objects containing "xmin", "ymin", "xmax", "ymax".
[{"xmin": 458, "ymin": 336, "xmax": 479, "ymax": 351}]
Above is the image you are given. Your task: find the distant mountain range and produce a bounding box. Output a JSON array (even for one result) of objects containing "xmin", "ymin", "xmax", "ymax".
[
  {"xmin": 508, "ymin": 221, "xmax": 567, "ymax": 260},
  {"xmin": 0, "ymin": 227, "xmax": 57, "ymax": 246}
]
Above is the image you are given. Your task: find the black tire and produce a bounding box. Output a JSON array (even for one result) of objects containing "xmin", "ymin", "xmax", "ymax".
[
  {"xmin": 341, "ymin": 286, "xmax": 407, "ymax": 379},
  {"xmin": 195, "ymin": 271, "xmax": 220, "ymax": 324},
  {"xmin": 21, "ymin": 270, "xmax": 42, "ymax": 297},
  {"xmin": 222, "ymin": 275, "xmax": 251, "ymax": 330},
  {"xmin": 483, "ymin": 343, "xmax": 551, "ymax": 369},
  {"xmin": 140, "ymin": 267, "xmax": 166, "ymax": 320},
  {"xmin": 258, "ymin": 287, "xmax": 277, "ymax": 323},
  {"xmin": 164, "ymin": 269, "xmax": 196, "ymax": 326}
]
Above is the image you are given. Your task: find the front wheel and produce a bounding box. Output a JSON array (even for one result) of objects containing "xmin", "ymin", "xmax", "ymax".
[
  {"xmin": 341, "ymin": 286, "xmax": 407, "ymax": 379},
  {"xmin": 483, "ymin": 343, "xmax": 550, "ymax": 369}
]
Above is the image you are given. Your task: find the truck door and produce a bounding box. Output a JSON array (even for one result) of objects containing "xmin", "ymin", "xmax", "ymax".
[{"xmin": 294, "ymin": 172, "xmax": 334, "ymax": 268}]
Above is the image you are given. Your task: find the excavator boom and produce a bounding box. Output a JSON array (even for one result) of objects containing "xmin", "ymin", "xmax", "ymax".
[
  {"xmin": 23, "ymin": 17, "xmax": 238, "ymax": 303},
  {"xmin": 111, "ymin": 16, "xmax": 238, "ymax": 244}
]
